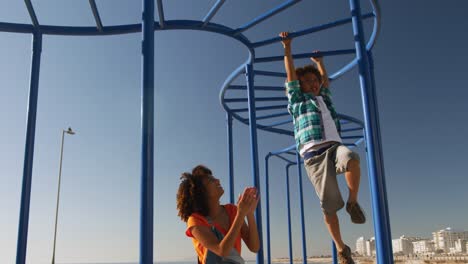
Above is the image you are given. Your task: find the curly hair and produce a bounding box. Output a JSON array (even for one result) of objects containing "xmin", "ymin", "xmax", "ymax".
[
  {"xmin": 295, "ymin": 64, "xmax": 322, "ymax": 84},
  {"xmin": 176, "ymin": 165, "xmax": 213, "ymax": 222}
]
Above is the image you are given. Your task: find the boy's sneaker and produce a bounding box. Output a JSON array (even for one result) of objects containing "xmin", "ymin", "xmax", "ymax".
[
  {"xmin": 338, "ymin": 245, "xmax": 355, "ymax": 264},
  {"xmin": 346, "ymin": 202, "xmax": 366, "ymax": 224}
]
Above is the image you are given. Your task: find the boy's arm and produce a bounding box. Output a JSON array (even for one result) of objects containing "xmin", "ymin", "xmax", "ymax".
[
  {"xmin": 311, "ymin": 51, "xmax": 329, "ymax": 88},
  {"xmin": 280, "ymin": 32, "xmax": 304, "ymax": 109},
  {"xmin": 280, "ymin": 32, "xmax": 297, "ymax": 82}
]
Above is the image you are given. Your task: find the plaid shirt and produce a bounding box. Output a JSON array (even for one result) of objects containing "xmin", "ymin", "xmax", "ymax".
[{"xmin": 286, "ymin": 80, "xmax": 341, "ymax": 151}]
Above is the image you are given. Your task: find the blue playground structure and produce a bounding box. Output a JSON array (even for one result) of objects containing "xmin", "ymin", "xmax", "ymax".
[{"xmin": 2, "ymin": 0, "xmax": 392, "ymax": 263}]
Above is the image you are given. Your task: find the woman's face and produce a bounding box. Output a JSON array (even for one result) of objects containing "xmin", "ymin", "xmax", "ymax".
[{"xmin": 203, "ymin": 174, "xmax": 224, "ymax": 200}]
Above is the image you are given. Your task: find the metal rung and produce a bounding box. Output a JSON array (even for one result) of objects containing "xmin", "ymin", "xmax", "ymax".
[
  {"xmin": 341, "ymin": 127, "xmax": 363, "ymax": 133},
  {"xmin": 256, "ymin": 112, "xmax": 290, "ymax": 120},
  {"xmin": 89, "ymin": 0, "xmax": 103, "ymax": 31},
  {"xmin": 341, "ymin": 135, "xmax": 364, "ymax": 140},
  {"xmin": 229, "ymin": 85, "xmax": 285, "ymax": 91},
  {"xmin": 255, "ymin": 49, "xmax": 355, "ymax": 63},
  {"xmin": 157, "ymin": 0, "xmax": 165, "ymax": 28},
  {"xmin": 225, "ymin": 97, "xmax": 286, "ymax": 103},
  {"xmin": 252, "ymin": 12, "xmax": 374, "ymax": 48},
  {"xmin": 202, "ymin": 0, "xmax": 226, "ymax": 27},
  {"xmin": 24, "ymin": 0, "xmax": 39, "ymax": 27},
  {"xmin": 231, "ymin": 104, "xmax": 287, "ymax": 113},
  {"xmin": 253, "ymin": 70, "xmax": 286, "ymax": 77},
  {"xmin": 262, "ymin": 119, "xmax": 292, "ymax": 128}
]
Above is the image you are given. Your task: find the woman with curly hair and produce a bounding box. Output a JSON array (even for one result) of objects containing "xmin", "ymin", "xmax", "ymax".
[{"xmin": 177, "ymin": 165, "xmax": 260, "ymax": 264}]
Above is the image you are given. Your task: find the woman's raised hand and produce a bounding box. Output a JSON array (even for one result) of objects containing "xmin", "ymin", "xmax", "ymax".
[{"xmin": 237, "ymin": 187, "xmax": 260, "ymax": 216}]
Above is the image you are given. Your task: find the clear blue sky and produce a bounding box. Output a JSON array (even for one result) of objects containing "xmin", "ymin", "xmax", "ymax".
[{"xmin": 1, "ymin": 0, "xmax": 467, "ymax": 263}]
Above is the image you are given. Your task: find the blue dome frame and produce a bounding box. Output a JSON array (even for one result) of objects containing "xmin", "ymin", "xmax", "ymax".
[{"xmin": 2, "ymin": 1, "xmax": 392, "ymax": 264}]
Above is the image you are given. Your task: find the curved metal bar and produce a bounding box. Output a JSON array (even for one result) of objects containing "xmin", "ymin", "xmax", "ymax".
[
  {"xmin": 0, "ymin": 20, "xmax": 251, "ymax": 48},
  {"xmin": 1, "ymin": 0, "xmax": 381, "ymax": 106},
  {"xmin": 231, "ymin": 104, "xmax": 288, "ymax": 113},
  {"xmin": 368, "ymin": 0, "xmax": 382, "ymax": 51},
  {"xmin": 328, "ymin": 0, "xmax": 381, "ymax": 80},
  {"xmin": 252, "ymin": 12, "xmax": 374, "ymax": 48}
]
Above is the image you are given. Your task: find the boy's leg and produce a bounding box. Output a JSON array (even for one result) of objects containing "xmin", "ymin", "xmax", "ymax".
[
  {"xmin": 304, "ymin": 144, "xmax": 346, "ymax": 246},
  {"xmin": 323, "ymin": 212, "xmax": 345, "ymax": 251},
  {"xmin": 304, "ymin": 144, "xmax": 345, "ymax": 216},
  {"xmin": 344, "ymin": 158, "xmax": 360, "ymax": 203},
  {"xmin": 335, "ymin": 145, "xmax": 365, "ymax": 224},
  {"xmin": 324, "ymin": 213, "xmax": 355, "ymax": 264},
  {"xmin": 304, "ymin": 144, "xmax": 355, "ymax": 263}
]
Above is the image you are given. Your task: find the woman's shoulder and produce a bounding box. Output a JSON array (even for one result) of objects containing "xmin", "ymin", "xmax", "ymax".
[
  {"xmin": 187, "ymin": 212, "xmax": 212, "ymax": 230},
  {"xmin": 186, "ymin": 213, "xmax": 210, "ymax": 237}
]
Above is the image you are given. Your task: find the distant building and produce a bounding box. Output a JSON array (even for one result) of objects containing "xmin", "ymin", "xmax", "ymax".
[
  {"xmin": 366, "ymin": 237, "xmax": 376, "ymax": 256},
  {"xmin": 355, "ymin": 236, "xmax": 375, "ymax": 256},
  {"xmin": 356, "ymin": 237, "xmax": 366, "ymax": 256},
  {"xmin": 413, "ymin": 240, "xmax": 435, "ymax": 254},
  {"xmin": 453, "ymin": 239, "xmax": 467, "ymax": 253},
  {"xmin": 392, "ymin": 236, "xmax": 418, "ymax": 255},
  {"xmin": 432, "ymin": 227, "xmax": 468, "ymax": 253}
]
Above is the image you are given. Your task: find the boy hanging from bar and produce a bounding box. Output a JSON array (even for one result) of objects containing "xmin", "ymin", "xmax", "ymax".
[{"xmin": 279, "ymin": 31, "xmax": 365, "ymax": 264}]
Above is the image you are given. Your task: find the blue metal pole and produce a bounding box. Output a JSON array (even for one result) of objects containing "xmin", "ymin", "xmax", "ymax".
[
  {"xmin": 244, "ymin": 63, "xmax": 265, "ymax": 264},
  {"xmin": 16, "ymin": 31, "xmax": 42, "ymax": 264},
  {"xmin": 202, "ymin": 0, "xmax": 226, "ymax": 27},
  {"xmin": 265, "ymin": 155, "xmax": 271, "ymax": 264},
  {"xmin": 332, "ymin": 241, "xmax": 338, "ymax": 264},
  {"xmin": 296, "ymin": 153, "xmax": 307, "ymax": 264},
  {"xmin": 140, "ymin": 0, "xmax": 154, "ymax": 263},
  {"xmin": 348, "ymin": 0, "xmax": 393, "ymax": 264},
  {"xmin": 286, "ymin": 164, "xmax": 293, "ymax": 264},
  {"xmin": 227, "ymin": 113, "xmax": 234, "ymax": 204},
  {"xmin": 368, "ymin": 49, "xmax": 393, "ymax": 260}
]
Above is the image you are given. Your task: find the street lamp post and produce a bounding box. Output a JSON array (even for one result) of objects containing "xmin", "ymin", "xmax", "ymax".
[{"xmin": 51, "ymin": 127, "xmax": 75, "ymax": 264}]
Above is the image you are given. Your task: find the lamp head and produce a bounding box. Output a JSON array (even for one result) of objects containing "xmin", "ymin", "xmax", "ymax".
[{"xmin": 66, "ymin": 127, "xmax": 75, "ymax": 135}]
